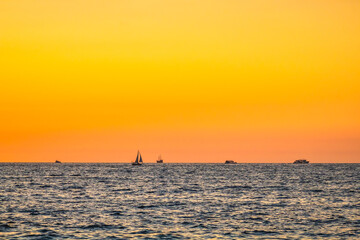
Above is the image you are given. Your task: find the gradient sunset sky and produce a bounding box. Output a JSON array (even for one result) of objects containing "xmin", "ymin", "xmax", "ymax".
[{"xmin": 1, "ymin": 1, "xmax": 359, "ymax": 163}]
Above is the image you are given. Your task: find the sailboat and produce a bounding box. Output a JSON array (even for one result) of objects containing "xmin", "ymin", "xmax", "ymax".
[
  {"xmin": 132, "ymin": 151, "xmax": 143, "ymax": 165},
  {"xmin": 156, "ymin": 155, "xmax": 163, "ymax": 163}
]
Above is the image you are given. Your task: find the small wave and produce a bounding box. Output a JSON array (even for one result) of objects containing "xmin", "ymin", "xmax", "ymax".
[
  {"xmin": 81, "ymin": 223, "xmax": 118, "ymax": 229},
  {"xmin": 38, "ymin": 228, "xmax": 57, "ymax": 234},
  {"xmin": 308, "ymin": 189, "xmax": 323, "ymax": 193},
  {"xmin": 228, "ymin": 185, "xmax": 252, "ymax": 189},
  {"xmin": 153, "ymin": 233, "xmax": 183, "ymax": 239},
  {"xmin": 110, "ymin": 211, "xmax": 123, "ymax": 216},
  {"xmin": 0, "ymin": 223, "xmax": 14, "ymax": 231},
  {"xmin": 178, "ymin": 187, "xmax": 200, "ymax": 192},
  {"xmin": 247, "ymin": 216, "xmax": 265, "ymax": 221},
  {"xmin": 243, "ymin": 230, "xmax": 279, "ymax": 235},
  {"xmin": 112, "ymin": 188, "xmax": 131, "ymax": 192},
  {"xmin": 244, "ymin": 211, "xmax": 269, "ymax": 216},
  {"xmin": 165, "ymin": 201, "xmax": 186, "ymax": 207},
  {"xmin": 261, "ymin": 203, "xmax": 288, "ymax": 208},
  {"xmin": 29, "ymin": 210, "xmax": 41, "ymax": 215},
  {"xmin": 181, "ymin": 221, "xmax": 194, "ymax": 225},
  {"xmin": 21, "ymin": 229, "xmax": 59, "ymax": 239},
  {"xmin": 190, "ymin": 223, "xmax": 207, "ymax": 229},
  {"xmin": 145, "ymin": 190, "xmax": 156, "ymax": 194},
  {"xmin": 131, "ymin": 229, "xmax": 156, "ymax": 235},
  {"xmin": 216, "ymin": 185, "xmax": 252, "ymax": 191},
  {"xmin": 4, "ymin": 188, "xmax": 16, "ymax": 192},
  {"xmin": 98, "ymin": 180, "xmax": 110, "ymax": 183},
  {"xmin": 341, "ymin": 204, "xmax": 359, "ymax": 209},
  {"xmin": 62, "ymin": 185, "xmax": 84, "ymax": 190},
  {"xmin": 137, "ymin": 204, "xmax": 159, "ymax": 209},
  {"xmin": 48, "ymin": 174, "xmax": 64, "ymax": 177},
  {"xmin": 259, "ymin": 185, "xmax": 289, "ymax": 191},
  {"xmin": 309, "ymin": 217, "xmax": 343, "ymax": 224}
]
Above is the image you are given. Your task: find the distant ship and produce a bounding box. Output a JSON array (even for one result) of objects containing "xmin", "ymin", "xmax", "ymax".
[
  {"xmin": 55, "ymin": 160, "xmax": 61, "ymax": 164},
  {"xmin": 225, "ymin": 160, "xmax": 237, "ymax": 164},
  {"xmin": 293, "ymin": 159, "xmax": 309, "ymax": 164},
  {"xmin": 132, "ymin": 151, "xmax": 143, "ymax": 165},
  {"xmin": 156, "ymin": 155, "xmax": 163, "ymax": 163}
]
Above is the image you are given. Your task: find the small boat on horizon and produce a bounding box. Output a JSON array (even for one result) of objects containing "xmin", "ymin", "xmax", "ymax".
[
  {"xmin": 132, "ymin": 151, "xmax": 143, "ymax": 165},
  {"xmin": 156, "ymin": 155, "xmax": 163, "ymax": 163},
  {"xmin": 55, "ymin": 160, "xmax": 61, "ymax": 164},
  {"xmin": 293, "ymin": 159, "xmax": 309, "ymax": 164},
  {"xmin": 225, "ymin": 160, "xmax": 237, "ymax": 164}
]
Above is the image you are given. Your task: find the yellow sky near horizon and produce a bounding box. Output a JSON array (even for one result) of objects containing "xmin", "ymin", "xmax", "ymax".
[{"xmin": 0, "ymin": 0, "xmax": 359, "ymax": 162}]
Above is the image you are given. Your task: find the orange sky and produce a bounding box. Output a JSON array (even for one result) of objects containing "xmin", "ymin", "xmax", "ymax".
[{"xmin": 0, "ymin": 0, "xmax": 359, "ymax": 163}]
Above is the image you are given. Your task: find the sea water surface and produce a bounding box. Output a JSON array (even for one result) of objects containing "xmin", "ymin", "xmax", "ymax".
[{"xmin": 0, "ymin": 163, "xmax": 359, "ymax": 239}]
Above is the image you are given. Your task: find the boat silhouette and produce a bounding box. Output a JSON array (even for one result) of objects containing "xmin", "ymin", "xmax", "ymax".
[
  {"xmin": 157, "ymin": 155, "xmax": 163, "ymax": 163},
  {"xmin": 293, "ymin": 159, "xmax": 309, "ymax": 164},
  {"xmin": 225, "ymin": 160, "xmax": 237, "ymax": 164},
  {"xmin": 132, "ymin": 151, "xmax": 143, "ymax": 165}
]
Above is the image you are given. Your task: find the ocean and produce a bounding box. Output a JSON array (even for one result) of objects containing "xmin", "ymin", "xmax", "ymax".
[{"xmin": 0, "ymin": 163, "xmax": 359, "ymax": 239}]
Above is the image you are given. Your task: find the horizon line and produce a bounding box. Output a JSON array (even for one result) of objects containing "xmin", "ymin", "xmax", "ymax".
[{"xmin": 1, "ymin": 161, "xmax": 359, "ymax": 164}]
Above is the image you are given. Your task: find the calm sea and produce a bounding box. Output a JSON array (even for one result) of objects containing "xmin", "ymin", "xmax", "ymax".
[{"xmin": 0, "ymin": 163, "xmax": 359, "ymax": 239}]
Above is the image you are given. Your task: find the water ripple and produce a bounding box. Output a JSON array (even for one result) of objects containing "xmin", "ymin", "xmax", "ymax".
[{"xmin": 0, "ymin": 163, "xmax": 359, "ymax": 239}]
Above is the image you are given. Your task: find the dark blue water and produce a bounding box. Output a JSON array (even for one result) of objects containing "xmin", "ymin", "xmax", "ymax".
[{"xmin": 1, "ymin": 163, "xmax": 359, "ymax": 239}]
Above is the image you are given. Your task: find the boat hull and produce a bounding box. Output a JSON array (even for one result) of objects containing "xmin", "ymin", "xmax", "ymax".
[
  {"xmin": 293, "ymin": 159, "xmax": 309, "ymax": 164},
  {"xmin": 225, "ymin": 160, "xmax": 237, "ymax": 164}
]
